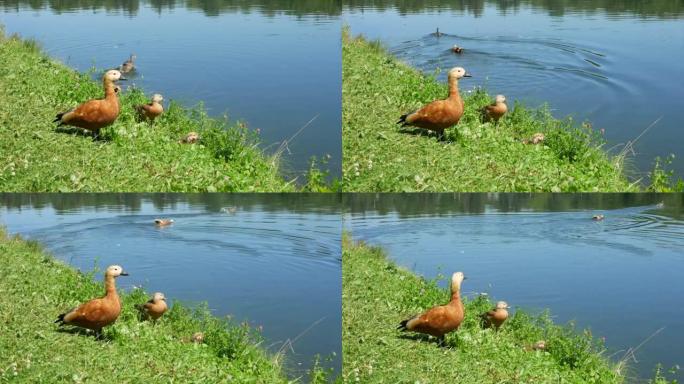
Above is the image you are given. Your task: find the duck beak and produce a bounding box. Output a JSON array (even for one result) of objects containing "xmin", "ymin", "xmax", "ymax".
[
  {"xmin": 119, "ymin": 77, "xmax": 128, "ymax": 81},
  {"xmin": 120, "ymin": 271, "xmax": 129, "ymax": 276},
  {"xmin": 463, "ymin": 73, "xmax": 472, "ymax": 78}
]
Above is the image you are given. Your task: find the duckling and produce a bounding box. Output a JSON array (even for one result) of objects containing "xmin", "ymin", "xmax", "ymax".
[
  {"xmin": 451, "ymin": 45, "xmax": 464, "ymax": 54},
  {"xmin": 191, "ymin": 332, "xmax": 205, "ymax": 344},
  {"xmin": 398, "ymin": 272, "xmax": 466, "ymax": 346},
  {"xmin": 480, "ymin": 301, "xmax": 510, "ymax": 331},
  {"xmin": 179, "ymin": 132, "xmax": 200, "ymax": 144},
  {"xmin": 397, "ymin": 67, "xmax": 472, "ymax": 139},
  {"xmin": 524, "ymin": 340, "xmax": 547, "ymax": 351},
  {"xmin": 522, "ymin": 132, "xmax": 545, "ymax": 145},
  {"xmin": 55, "ymin": 265, "xmax": 128, "ymax": 338},
  {"xmin": 54, "ymin": 70, "xmax": 126, "ymax": 136},
  {"xmin": 119, "ymin": 54, "xmax": 136, "ymax": 74},
  {"xmin": 136, "ymin": 292, "xmax": 168, "ymax": 322},
  {"xmin": 134, "ymin": 94, "xmax": 164, "ymax": 123},
  {"xmin": 154, "ymin": 218, "xmax": 174, "ymax": 226},
  {"xmin": 592, "ymin": 214, "xmax": 605, "ymax": 221},
  {"xmin": 481, "ymin": 95, "xmax": 508, "ymax": 125}
]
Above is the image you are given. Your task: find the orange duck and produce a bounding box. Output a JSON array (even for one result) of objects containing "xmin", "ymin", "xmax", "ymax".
[
  {"xmin": 135, "ymin": 94, "xmax": 164, "ymax": 123},
  {"xmin": 397, "ymin": 67, "xmax": 471, "ymax": 138},
  {"xmin": 55, "ymin": 265, "xmax": 128, "ymax": 338},
  {"xmin": 480, "ymin": 301, "xmax": 510, "ymax": 331},
  {"xmin": 136, "ymin": 292, "xmax": 168, "ymax": 322},
  {"xmin": 154, "ymin": 218, "xmax": 174, "ymax": 226},
  {"xmin": 398, "ymin": 272, "xmax": 466, "ymax": 346},
  {"xmin": 54, "ymin": 69, "xmax": 126, "ymax": 136},
  {"xmin": 119, "ymin": 54, "xmax": 136, "ymax": 74},
  {"xmin": 481, "ymin": 94, "xmax": 508, "ymax": 124}
]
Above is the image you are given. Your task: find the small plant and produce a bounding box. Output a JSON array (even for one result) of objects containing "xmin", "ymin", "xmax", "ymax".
[{"xmin": 648, "ymin": 155, "xmax": 684, "ymax": 192}]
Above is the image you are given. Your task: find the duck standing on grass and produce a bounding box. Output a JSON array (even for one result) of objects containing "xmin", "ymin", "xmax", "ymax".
[
  {"xmin": 53, "ymin": 70, "xmax": 126, "ymax": 137},
  {"xmin": 55, "ymin": 265, "xmax": 129, "ymax": 338},
  {"xmin": 119, "ymin": 54, "xmax": 136, "ymax": 73},
  {"xmin": 397, "ymin": 67, "xmax": 472, "ymax": 139},
  {"xmin": 480, "ymin": 301, "xmax": 510, "ymax": 331},
  {"xmin": 136, "ymin": 292, "xmax": 168, "ymax": 322},
  {"xmin": 481, "ymin": 94, "xmax": 508, "ymax": 124},
  {"xmin": 398, "ymin": 272, "xmax": 466, "ymax": 346},
  {"xmin": 134, "ymin": 94, "xmax": 164, "ymax": 123}
]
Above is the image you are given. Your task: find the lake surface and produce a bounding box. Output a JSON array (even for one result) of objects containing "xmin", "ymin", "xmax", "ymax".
[
  {"xmin": 345, "ymin": 193, "xmax": 684, "ymax": 383},
  {"xmin": 0, "ymin": 194, "xmax": 342, "ymax": 380},
  {"xmin": 343, "ymin": 0, "xmax": 684, "ymax": 182},
  {"xmin": 0, "ymin": 1, "xmax": 341, "ymax": 181}
]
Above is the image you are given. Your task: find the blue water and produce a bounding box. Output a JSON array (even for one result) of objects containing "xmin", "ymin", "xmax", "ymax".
[
  {"xmin": 346, "ymin": 193, "xmax": 684, "ymax": 383},
  {"xmin": 0, "ymin": 194, "xmax": 342, "ymax": 379},
  {"xmin": 0, "ymin": 2, "xmax": 341, "ymax": 180}
]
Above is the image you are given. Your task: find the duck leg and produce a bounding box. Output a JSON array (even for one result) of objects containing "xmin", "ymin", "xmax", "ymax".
[{"xmin": 437, "ymin": 335, "xmax": 446, "ymax": 347}]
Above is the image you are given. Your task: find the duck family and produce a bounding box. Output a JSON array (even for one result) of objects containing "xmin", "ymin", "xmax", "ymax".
[
  {"xmin": 399, "ymin": 271, "xmax": 513, "ymax": 346},
  {"xmin": 56, "ymin": 264, "xmax": 169, "ymax": 337},
  {"xmin": 54, "ymin": 54, "xmax": 167, "ymax": 137},
  {"xmin": 397, "ymin": 67, "xmax": 471, "ymax": 139}
]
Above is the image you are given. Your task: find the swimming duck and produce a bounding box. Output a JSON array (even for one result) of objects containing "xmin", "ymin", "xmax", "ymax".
[
  {"xmin": 55, "ymin": 265, "xmax": 128, "ymax": 338},
  {"xmin": 592, "ymin": 214, "xmax": 605, "ymax": 221},
  {"xmin": 179, "ymin": 132, "xmax": 200, "ymax": 144},
  {"xmin": 397, "ymin": 67, "xmax": 471, "ymax": 139},
  {"xmin": 432, "ymin": 28, "xmax": 444, "ymax": 37},
  {"xmin": 119, "ymin": 54, "xmax": 136, "ymax": 73},
  {"xmin": 136, "ymin": 292, "xmax": 168, "ymax": 322},
  {"xmin": 451, "ymin": 45, "xmax": 464, "ymax": 54},
  {"xmin": 134, "ymin": 94, "xmax": 164, "ymax": 123},
  {"xmin": 54, "ymin": 70, "xmax": 126, "ymax": 136},
  {"xmin": 481, "ymin": 95, "xmax": 508, "ymax": 124},
  {"xmin": 221, "ymin": 206, "xmax": 238, "ymax": 214},
  {"xmin": 154, "ymin": 218, "xmax": 174, "ymax": 226},
  {"xmin": 480, "ymin": 301, "xmax": 510, "ymax": 331},
  {"xmin": 398, "ymin": 272, "xmax": 466, "ymax": 346}
]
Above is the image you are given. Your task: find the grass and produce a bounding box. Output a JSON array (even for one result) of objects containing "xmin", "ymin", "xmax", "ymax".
[
  {"xmin": 342, "ymin": 29, "xmax": 641, "ymax": 192},
  {"xmin": 342, "ymin": 235, "xmax": 677, "ymax": 383},
  {"xmin": 0, "ymin": 227, "xmax": 333, "ymax": 383},
  {"xmin": 0, "ymin": 28, "xmax": 338, "ymax": 192}
]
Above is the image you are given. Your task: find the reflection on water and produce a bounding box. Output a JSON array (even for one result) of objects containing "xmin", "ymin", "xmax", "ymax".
[
  {"xmin": 343, "ymin": 0, "xmax": 684, "ymax": 181},
  {"xmin": 345, "ymin": 193, "xmax": 684, "ymax": 382},
  {"xmin": 0, "ymin": 1, "xmax": 341, "ymax": 180},
  {"xmin": 0, "ymin": 194, "xmax": 342, "ymax": 379}
]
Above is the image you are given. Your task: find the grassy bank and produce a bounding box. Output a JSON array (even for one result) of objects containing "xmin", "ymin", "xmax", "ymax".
[
  {"xmin": 0, "ymin": 29, "xmax": 328, "ymax": 192},
  {"xmin": 342, "ymin": 235, "xmax": 672, "ymax": 383},
  {"xmin": 0, "ymin": 228, "xmax": 331, "ymax": 383},
  {"xmin": 342, "ymin": 30, "xmax": 640, "ymax": 192}
]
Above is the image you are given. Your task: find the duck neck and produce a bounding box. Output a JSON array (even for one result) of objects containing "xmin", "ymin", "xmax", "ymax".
[
  {"xmin": 449, "ymin": 288, "xmax": 462, "ymax": 305},
  {"xmin": 104, "ymin": 80, "xmax": 117, "ymax": 100},
  {"xmin": 448, "ymin": 77, "xmax": 461, "ymax": 101},
  {"xmin": 104, "ymin": 275, "xmax": 118, "ymax": 298}
]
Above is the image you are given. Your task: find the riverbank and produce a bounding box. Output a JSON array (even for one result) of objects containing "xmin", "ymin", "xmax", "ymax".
[
  {"xmin": 342, "ymin": 235, "xmax": 673, "ymax": 383},
  {"xmin": 0, "ymin": 228, "xmax": 331, "ymax": 383},
  {"xmin": 342, "ymin": 30, "xmax": 643, "ymax": 192},
  {"xmin": 0, "ymin": 29, "xmax": 334, "ymax": 192}
]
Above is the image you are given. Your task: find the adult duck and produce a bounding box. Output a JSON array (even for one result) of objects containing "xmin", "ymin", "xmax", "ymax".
[
  {"xmin": 397, "ymin": 67, "xmax": 471, "ymax": 139},
  {"xmin": 398, "ymin": 272, "xmax": 466, "ymax": 346},
  {"xmin": 481, "ymin": 301, "xmax": 510, "ymax": 331},
  {"xmin": 481, "ymin": 94, "xmax": 508, "ymax": 124},
  {"xmin": 55, "ymin": 265, "xmax": 129, "ymax": 338},
  {"xmin": 119, "ymin": 54, "xmax": 136, "ymax": 73},
  {"xmin": 135, "ymin": 94, "xmax": 164, "ymax": 123},
  {"xmin": 54, "ymin": 70, "xmax": 126, "ymax": 136}
]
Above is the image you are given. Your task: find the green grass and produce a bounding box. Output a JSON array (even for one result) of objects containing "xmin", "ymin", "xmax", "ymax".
[
  {"xmin": 0, "ymin": 228, "xmax": 333, "ymax": 383},
  {"xmin": 342, "ymin": 235, "xmax": 664, "ymax": 383},
  {"xmin": 0, "ymin": 28, "xmax": 308, "ymax": 192},
  {"xmin": 342, "ymin": 30, "xmax": 640, "ymax": 192}
]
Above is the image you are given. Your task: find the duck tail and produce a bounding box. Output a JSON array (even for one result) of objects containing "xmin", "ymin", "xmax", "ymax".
[
  {"xmin": 53, "ymin": 112, "xmax": 65, "ymax": 125},
  {"xmin": 397, "ymin": 113, "xmax": 410, "ymax": 127},
  {"xmin": 55, "ymin": 313, "xmax": 66, "ymax": 326},
  {"xmin": 397, "ymin": 318, "xmax": 410, "ymax": 331}
]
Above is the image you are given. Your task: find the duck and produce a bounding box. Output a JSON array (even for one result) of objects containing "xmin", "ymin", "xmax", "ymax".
[
  {"xmin": 397, "ymin": 67, "xmax": 471, "ymax": 139},
  {"xmin": 191, "ymin": 332, "xmax": 205, "ymax": 344},
  {"xmin": 55, "ymin": 265, "xmax": 128, "ymax": 338},
  {"xmin": 480, "ymin": 301, "xmax": 510, "ymax": 331},
  {"xmin": 134, "ymin": 94, "xmax": 164, "ymax": 123},
  {"xmin": 481, "ymin": 94, "xmax": 508, "ymax": 124},
  {"xmin": 451, "ymin": 45, "xmax": 464, "ymax": 54},
  {"xmin": 179, "ymin": 132, "xmax": 200, "ymax": 144},
  {"xmin": 119, "ymin": 54, "xmax": 136, "ymax": 73},
  {"xmin": 154, "ymin": 218, "xmax": 174, "ymax": 226},
  {"xmin": 524, "ymin": 340, "xmax": 547, "ymax": 351},
  {"xmin": 432, "ymin": 28, "xmax": 444, "ymax": 37},
  {"xmin": 522, "ymin": 132, "xmax": 545, "ymax": 145},
  {"xmin": 136, "ymin": 292, "xmax": 168, "ymax": 322},
  {"xmin": 221, "ymin": 206, "xmax": 238, "ymax": 214},
  {"xmin": 398, "ymin": 272, "xmax": 466, "ymax": 346},
  {"xmin": 53, "ymin": 70, "xmax": 126, "ymax": 136},
  {"xmin": 592, "ymin": 214, "xmax": 605, "ymax": 221}
]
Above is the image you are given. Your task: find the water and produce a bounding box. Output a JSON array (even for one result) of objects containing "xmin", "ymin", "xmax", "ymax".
[
  {"xmin": 0, "ymin": 1, "xmax": 342, "ymax": 180},
  {"xmin": 345, "ymin": 193, "xmax": 684, "ymax": 383},
  {"xmin": 343, "ymin": 0, "xmax": 684, "ymax": 182},
  {"xmin": 0, "ymin": 193, "xmax": 342, "ymax": 379}
]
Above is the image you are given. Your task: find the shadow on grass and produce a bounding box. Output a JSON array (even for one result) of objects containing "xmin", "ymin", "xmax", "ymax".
[
  {"xmin": 397, "ymin": 332, "xmax": 462, "ymax": 349},
  {"xmin": 55, "ymin": 326, "xmax": 111, "ymax": 341}
]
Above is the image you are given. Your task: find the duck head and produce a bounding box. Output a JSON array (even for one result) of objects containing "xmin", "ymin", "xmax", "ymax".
[
  {"xmin": 495, "ymin": 301, "xmax": 510, "ymax": 310},
  {"xmin": 448, "ymin": 67, "xmax": 471, "ymax": 80},
  {"xmin": 106, "ymin": 265, "xmax": 129, "ymax": 278},
  {"xmin": 152, "ymin": 292, "xmax": 166, "ymax": 302},
  {"xmin": 103, "ymin": 69, "xmax": 126, "ymax": 83},
  {"xmin": 495, "ymin": 95, "xmax": 506, "ymax": 104},
  {"xmin": 450, "ymin": 271, "xmax": 465, "ymax": 293},
  {"xmin": 152, "ymin": 94, "xmax": 164, "ymax": 103}
]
